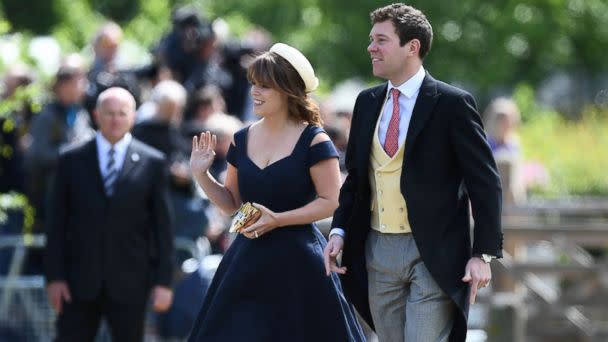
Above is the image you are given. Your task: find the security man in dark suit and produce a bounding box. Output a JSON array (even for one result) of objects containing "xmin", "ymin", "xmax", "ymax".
[{"xmin": 45, "ymin": 87, "xmax": 174, "ymax": 341}]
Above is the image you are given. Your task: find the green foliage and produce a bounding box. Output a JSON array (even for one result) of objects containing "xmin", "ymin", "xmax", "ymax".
[
  {"xmin": 0, "ymin": 84, "xmax": 44, "ymax": 119},
  {"xmin": 203, "ymin": 0, "xmax": 380, "ymax": 85},
  {"xmin": 220, "ymin": 13, "xmax": 255, "ymax": 38},
  {"xmin": 85, "ymin": 0, "xmax": 140, "ymax": 24},
  {"xmin": 0, "ymin": 18, "xmax": 11, "ymax": 35},
  {"xmin": 1, "ymin": 0, "xmax": 60, "ymax": 34},
  {"xmin": 4, "ymin": 0, "xmax": 608, "ymax": 97},
  {"xmin": 0, "ymin": 192, "xmax": 35, "ymax": 234},
  {"xmin": 515, "ymin": 85, "xmax": 608, "ymax": 196},
  {"xmin": 1, "ymin": 0, "xmax": 171, "ymax": 52},
  {"xmin": 123, "ymin": 0, "xmax": 172, "ymax": 49},
  {"xmin": 52, "ymin": 0, "xmax": 105, "ymax": 51},
  {"xmin": 204, "ymin": 0, "xmax": 608, "ymax": 100}
]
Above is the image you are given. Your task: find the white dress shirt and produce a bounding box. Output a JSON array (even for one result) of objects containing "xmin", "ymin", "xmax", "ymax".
[
  {"xmin": 377, "ymin": 66, "xmax": 426, "ymax": 148},
  {"xmin": 96, "ymin": 132, "xmax": 132, "ymax": 178},
  {"xmin": 330, "ymin": 66, "xmax": 426, "ymax": 239}
]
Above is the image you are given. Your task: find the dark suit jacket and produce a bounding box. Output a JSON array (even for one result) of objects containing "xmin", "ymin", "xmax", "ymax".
[
  {"xmin": 45, "ymin": 137, "xmax": 174, "ymax": 303},
  {"xmin": 332, "ymin": 73, "xmax": 503, "ymax": 341}
]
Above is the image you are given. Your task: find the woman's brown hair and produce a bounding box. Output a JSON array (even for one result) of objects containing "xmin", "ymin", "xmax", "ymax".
[{"xmin": 247, "ymin": 52, "xmax": 322, "ymax": 126}]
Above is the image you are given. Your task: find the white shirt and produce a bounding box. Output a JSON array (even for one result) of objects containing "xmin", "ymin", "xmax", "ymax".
[
  {"xmin": 330, "ymin": 66, "xmax": 426, "ymax": 239},
  {"xmin": 96, "ymin": 132, "xmax": 132, "ymax": 178},
  {"xmin": 377, "ymin": 66, "xmax": 426, "ymax": 148}
]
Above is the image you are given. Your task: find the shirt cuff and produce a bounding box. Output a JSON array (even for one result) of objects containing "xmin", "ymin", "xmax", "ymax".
[{"xmin": 329, "ymin": 228, "xmax": 345, "ymax": 238}]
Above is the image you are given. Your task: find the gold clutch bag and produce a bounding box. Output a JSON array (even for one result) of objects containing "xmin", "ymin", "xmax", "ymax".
[{"xmin": 229, "ymin": 202, "xmax": 262, "ymax": 233}]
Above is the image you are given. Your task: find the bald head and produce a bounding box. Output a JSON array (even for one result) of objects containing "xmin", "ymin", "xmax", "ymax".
[
  {"xmin": 94, "ymin": 22, "xmax": 123, "ymax": 43},
  {"xmin": 96, "ymin": 87, "xmax": 136, "ymax": 112},
  {"xmin": 94, "ymin": 87, "xmax": 137, "ymax": 144},
  {"xmin": 93, "ymin": 22, "xmax": 123, "ymax": 63}
]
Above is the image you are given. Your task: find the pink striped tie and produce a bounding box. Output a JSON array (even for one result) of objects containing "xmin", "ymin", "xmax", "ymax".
[{"xmin": 384, "ymin": 88, "xmax": 401, "ymax": 157}]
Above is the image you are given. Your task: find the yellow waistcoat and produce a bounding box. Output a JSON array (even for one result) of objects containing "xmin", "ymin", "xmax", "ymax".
[{"xmin": 369, "ymin": 114, "xmax": 411, "ymax": 233}]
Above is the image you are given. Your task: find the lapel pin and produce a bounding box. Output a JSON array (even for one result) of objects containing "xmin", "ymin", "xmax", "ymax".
[{"xmin": 131, "ymin": 153, "xmax": 140, "ymax": 162}]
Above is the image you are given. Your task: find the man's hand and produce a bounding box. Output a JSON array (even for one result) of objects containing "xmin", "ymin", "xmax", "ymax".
[
  {"xmin": 152, "ymin": 286, "xmax": 173, "ymax": 312},
  {"xmin": 47, "ymin": 281, "xmax": 72, "ymax": 314},
  {"xmin": 323, "ymin": 235, "xmax": 347, "ymax": 276},
  {"xmin": 462, "ymin": 257, "xmax": 492, "ymax": 304}
]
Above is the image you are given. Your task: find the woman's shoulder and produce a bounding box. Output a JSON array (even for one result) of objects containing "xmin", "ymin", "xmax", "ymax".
[
  {"xmin": 235, "ymin": 124, "xmax": 252, "ymax": 137},
  {"xmin": 303, "ymin": 125, "xmax": 339, "ymax": 167},
  {"xmin": 310, "ymin": 131, "xmax": 331, "ymax": 146},
  {"xmin": 305, "ymin": 124, "xmax": 332, "ymax": 146},
  {"xmin": 232, "ymin": 124, "xmax": 254, "ymax": 146}
]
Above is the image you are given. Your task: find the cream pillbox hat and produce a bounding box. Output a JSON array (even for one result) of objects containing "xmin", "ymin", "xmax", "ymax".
[{"xmin": 269, "ymin": 43, "xmax": 319, "ymax": 93}]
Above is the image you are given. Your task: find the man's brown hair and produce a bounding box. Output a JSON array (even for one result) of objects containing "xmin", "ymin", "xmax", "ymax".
[{"xmin": 371, "ymin": 3, "xmax": 433, "ymax": 59}]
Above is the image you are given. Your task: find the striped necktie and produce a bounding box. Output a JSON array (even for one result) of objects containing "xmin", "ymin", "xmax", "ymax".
[{"xmin": 104, "ymin": 148, "xmax": 118, "ymax": 196}]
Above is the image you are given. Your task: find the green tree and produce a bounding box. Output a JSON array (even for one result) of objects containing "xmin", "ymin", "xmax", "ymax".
[
  {"xmin": 85, "ymin": 0, "xmax": 140, "ymax": 24},
  {"xmin": 1, "ymin": 0, "xmax": 60, "ymax": 34},
  {"xmin": 3, "ymin": 0, "xmax": 608, "ymax": 103},
  {"xmin": 204, "ymin": 0, "xmax": 608, "ymax": 101}
]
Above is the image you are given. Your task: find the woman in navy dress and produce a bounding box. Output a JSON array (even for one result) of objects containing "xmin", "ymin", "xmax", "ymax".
[{"xmin": 188, "ymin": 43, "xmax": 365, "ymax": 342}]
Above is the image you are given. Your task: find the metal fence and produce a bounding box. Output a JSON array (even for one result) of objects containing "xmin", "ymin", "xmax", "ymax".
[{"xmin": 490, "ymin": 200, "xmax": 608, "ymax": 342}]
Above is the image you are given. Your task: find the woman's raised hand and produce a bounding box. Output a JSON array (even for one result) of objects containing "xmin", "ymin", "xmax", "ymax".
[{"xmin": 190, "ymin": 131, "xmax": 217, "ymax": 176}]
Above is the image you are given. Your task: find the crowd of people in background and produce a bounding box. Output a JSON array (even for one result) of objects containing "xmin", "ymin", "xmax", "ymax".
[
  {"xmin": 0, "ymin": 5, "xmax": 529, "ymax": 341},
  {"xmin": 0, "ymin": 6, "xmax": 365, "ymax": 339}
]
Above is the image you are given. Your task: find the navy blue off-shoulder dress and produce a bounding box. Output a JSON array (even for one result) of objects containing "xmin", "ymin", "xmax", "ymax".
[{"xmin": 187, "ymin": 124, "xmax": 365, "ymax": 342}]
